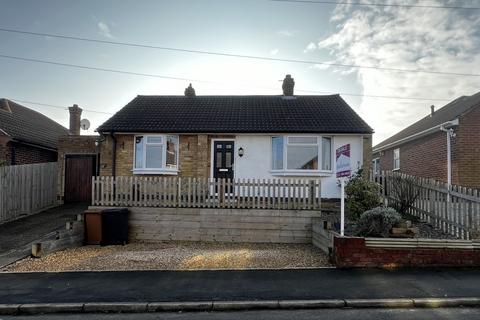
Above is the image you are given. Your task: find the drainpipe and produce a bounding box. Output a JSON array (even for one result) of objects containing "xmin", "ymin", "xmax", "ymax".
[
  {"xmin": 111, "ymin": 133, "xmax": 117, "ymax": 177},
  {"xmin": 439, "ymin": 119, "xmax": 458, "ymax": 188},
  {"xmin": 440, "ymin": 119, "xmax": 458, "ymax": 215}
]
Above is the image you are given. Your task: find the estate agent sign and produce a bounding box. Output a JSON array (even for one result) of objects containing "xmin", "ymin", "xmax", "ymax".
[{"xmin": 336, "ymin": 144, "xmax": 351, "ymax": 178}]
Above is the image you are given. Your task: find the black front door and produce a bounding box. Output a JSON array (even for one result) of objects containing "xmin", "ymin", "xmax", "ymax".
[{"xmin": 213, "ymin": 140, "xmax": 234, "ymax": 181}]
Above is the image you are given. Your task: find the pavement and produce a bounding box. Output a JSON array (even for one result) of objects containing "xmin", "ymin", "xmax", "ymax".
[
  {"xmin": 2, "ymin": 308, "xmax": 480, "ymax": 320},
  {"xmin": 1, "ymin": 267, "xmax": 480, "ymax": 315},
  {"xmin": 0, "ymin": 203, "xmax": 86, "ymax": 267}
]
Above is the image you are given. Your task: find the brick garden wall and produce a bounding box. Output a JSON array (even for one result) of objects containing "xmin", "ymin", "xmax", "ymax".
[{"xmin": 333, "ymin": 236, "xmax": 480, "ymax": 268}]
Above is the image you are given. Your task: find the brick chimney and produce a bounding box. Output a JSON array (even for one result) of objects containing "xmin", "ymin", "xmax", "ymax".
[
  {"xmin": 430, "ymin": 105, "xmax": 435, "ymax": 117},
  {"xmin": 68, "ymin": 104, "xmax": 82, "ymax": 135},
  {"xmin": 184, "ymin": 83, "xmax": 196, "ymax": 97},
  {"xmin": 282, "ymin": 74, "xmax": 295, "ymax": 96}
]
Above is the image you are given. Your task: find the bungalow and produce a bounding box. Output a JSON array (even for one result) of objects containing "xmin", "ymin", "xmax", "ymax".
[
  {"xmin": 372, "ymin": 91, "xmax": 480, "ymax": 188},
  {"xmin": 0, "ymin": 99, "xmax": 68, "ymax": 165},
  {"xmin": 96, "ymin": 75, "xmax": 373, "ymax": 198}
]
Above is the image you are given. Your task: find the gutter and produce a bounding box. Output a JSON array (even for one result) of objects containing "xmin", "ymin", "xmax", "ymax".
[
  {"xmin": 99, "ymin": 131, "xmax": 372, "ymax": 136},
  {"xmin": 9, "ymin": 139, "xmax": 58, "ymax": 152},
  {"xmin": 373, "ymin": 119, "xmax": 459, "ymax": 153}
]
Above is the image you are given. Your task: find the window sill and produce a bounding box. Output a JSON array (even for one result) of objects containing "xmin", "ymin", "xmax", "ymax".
[
  {"xmin": 132, "ymin": 169, "xmax": 179, "ymax": 175},
  {"xmin": 392, "ymin": 168, "xmax": 400, "ymax": 171},
  {"xmin": 269, "ymin": 170, "xmax": 333, "ymax": 177}
]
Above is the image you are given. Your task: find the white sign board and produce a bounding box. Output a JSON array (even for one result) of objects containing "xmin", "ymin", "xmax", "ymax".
[{"xmin": 336, "ymin": 144, "xmax": 351, "ymax": 178}]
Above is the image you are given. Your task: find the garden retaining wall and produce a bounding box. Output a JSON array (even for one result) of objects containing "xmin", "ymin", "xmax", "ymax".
[
  {"xmin": 89, "ymin": 206, "xmax": 328, "ymax": 243},
  {"xmin": 333, "ymin": 236, "xmax": 480, "ymax": 268},
  {"xmin": 312, "ymin": 218, "xmax": 340, "ymax": 254},
  {"xmin": 0, "ymin": 217, "xmax": 83, "ymax": 268}
]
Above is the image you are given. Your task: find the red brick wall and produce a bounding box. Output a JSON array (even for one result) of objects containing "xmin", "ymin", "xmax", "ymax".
[
  {"xmin": 333, "ymin": 236, "xmax": 480, "ymax": 268},
  {"xmin": 373, "ymin": 105, "xmax": 480, "ymax": 187},
  {"xmin": 457, "ymin": 106, "xmax": 480, "ymax": 187},
  {"xmin": 376, "ymin": 131, "xmax": 456, "ymax": 182},
  {"xmin": 0, "ymin": 143, "xmax": 11, "ymax": 165},
  {"xmin": 6, "ymin": 142, "xmax": 57, "ymax": 165}
]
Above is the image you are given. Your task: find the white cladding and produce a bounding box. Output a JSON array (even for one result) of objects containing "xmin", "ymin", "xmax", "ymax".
[{"xmin": 231, "ymin": 135, "xmax": 364, "ymax": 198}]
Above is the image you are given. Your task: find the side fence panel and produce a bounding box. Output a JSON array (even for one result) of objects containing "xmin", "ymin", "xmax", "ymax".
[
  {"xmin": 0, "ymin": 162, "xmax": 58, "ymax": 224},
  {"xmin": 371, "ymin": 170, "xmax": 480, "ymax": 239}
]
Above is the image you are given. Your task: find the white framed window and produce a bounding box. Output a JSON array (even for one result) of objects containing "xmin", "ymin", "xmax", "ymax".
[
  {"xmin": 271, "ymin": 135, "xmax": 332, "ymax": 174},
  {"xmin": 134, "ymin": 135, "xmax": 179, "ymax": 174},
  {"xmin": 393, "ymin": 148, "xmax": 400, "ymax": 170},
  {"xmin": 271, "ymin": 136, "xmax": 284, "ymax": 170},
  {"xmin": 321, "ymin": 137, "xmax": 332, "ymax": 171}
]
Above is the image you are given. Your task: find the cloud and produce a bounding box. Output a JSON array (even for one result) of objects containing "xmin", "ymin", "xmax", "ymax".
[
  {"xmin": 277, "ymin": 30, "xmax": 297, "ymax": 37},
  {"xmin": 316, "ymin": 1, "xmax": 480, "ymax": 143},
  {"xmin": 270, "ymin": 48, "xmax": 279, "ymax": 56},
  {"xmin": 303, "ymin": 42, "xmax": 317, "ymax": 53},
  {"xmin": 310, "ymin": 64, "xmax": 329, "ymax": 70},
  {"xmin": 97, "ymin": 21, "xmax": 114, "ymax": 39}
]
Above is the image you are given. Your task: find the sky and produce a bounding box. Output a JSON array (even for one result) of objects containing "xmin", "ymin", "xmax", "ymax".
[{"xmin": 0, "ymin": 0, "xmax": 479, "ymax": 144}]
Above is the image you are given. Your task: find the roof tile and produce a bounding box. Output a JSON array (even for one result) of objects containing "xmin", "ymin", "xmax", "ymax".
[
  {"xmin": 98, "ymin": 95, "xmax": 372, "ymax": 134},
  {"xmin": 0, "ymin": 99, "xmax": 68, "ymax": 149},
  {"xmin": 374, "ymin": 91, "xmax": 480, "ymax": 150}
]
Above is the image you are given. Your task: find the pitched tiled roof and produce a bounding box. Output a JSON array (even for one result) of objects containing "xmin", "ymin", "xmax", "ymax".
[
  {"xmin": 374, "ymin": 91, "xmax": 480, "ymax": 151},
  {"xmin": 97, "ymin": 95, "xmax": 373, "ymax": 134},
  {"xmin": 0, "ymin": 99, "xmax": 68, "ymax": 150}
]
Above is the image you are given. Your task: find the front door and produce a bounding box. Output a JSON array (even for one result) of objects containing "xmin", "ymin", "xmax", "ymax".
[{"xmin": 213, "ymin": 140, "xmax": 234, "ymax": 182}]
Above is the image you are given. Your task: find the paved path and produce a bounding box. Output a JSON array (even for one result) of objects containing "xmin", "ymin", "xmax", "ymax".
[
  {"xmin": 0, "ymin": 204, "xmax": 86, "ymax": 267},
  {"xmin": 1, "ymin": 268, "xmax": 480, "ymax": 304}
]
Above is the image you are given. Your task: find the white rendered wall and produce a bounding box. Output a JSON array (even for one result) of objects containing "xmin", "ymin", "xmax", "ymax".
[{"xmin": 232, "ymin": 134, "xmax": 364, "ymax": 199}]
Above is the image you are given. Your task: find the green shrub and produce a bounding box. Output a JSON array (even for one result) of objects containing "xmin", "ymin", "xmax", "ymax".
[
  {"xmin": 345, "ymin": 170, "xmax": 382, "ymax": 220},
  {"xmin": 355, "ymin": 206, "xmax": 401, "ymax": 237}
]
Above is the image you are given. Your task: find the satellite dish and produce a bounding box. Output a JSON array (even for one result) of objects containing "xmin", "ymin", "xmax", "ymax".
[{"xmin": 80, "ymin": 119, "xmax": 91, "ymax": 131}]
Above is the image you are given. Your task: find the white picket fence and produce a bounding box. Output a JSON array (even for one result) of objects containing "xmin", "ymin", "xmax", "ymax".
[
  {"xmin": 372, "ymin": 171, "xmax": 480, "ymax": 239},
  {"xmin": 0, "ymin": 162, "xmax": 58, "ymax": 224},
  {"xmin": 92, "ymin": 176, "xmax": 322, "ymax": 210}
]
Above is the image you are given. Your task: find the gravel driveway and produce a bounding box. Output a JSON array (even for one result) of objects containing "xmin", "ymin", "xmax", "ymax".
[{"xmin": 3, "ymin": 242, "xmax": 331, "ymax": 272}]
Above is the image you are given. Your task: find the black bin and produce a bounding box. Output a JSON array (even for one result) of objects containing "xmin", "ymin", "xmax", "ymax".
[{"xmin": 101, "ymin": 208, "xmax": 129, "ymax": 246}]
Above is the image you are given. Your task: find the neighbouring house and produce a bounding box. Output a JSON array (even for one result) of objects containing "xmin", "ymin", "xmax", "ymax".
[
  {"xmin": 372, "ymin": 91, "xmax": 480, "ymax": 188},
  {"xmin": 0, "ymin": 99, "xmax": 68, "ymax": 165},
  {"xmin": 96, "ymin": 75, "xmax": 373, "ymax": 198}
]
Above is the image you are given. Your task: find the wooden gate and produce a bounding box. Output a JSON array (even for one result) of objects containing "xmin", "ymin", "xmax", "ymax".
[{"xmin": 64, "ymin": 155, "xmax": 96, "ymax": 203}]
